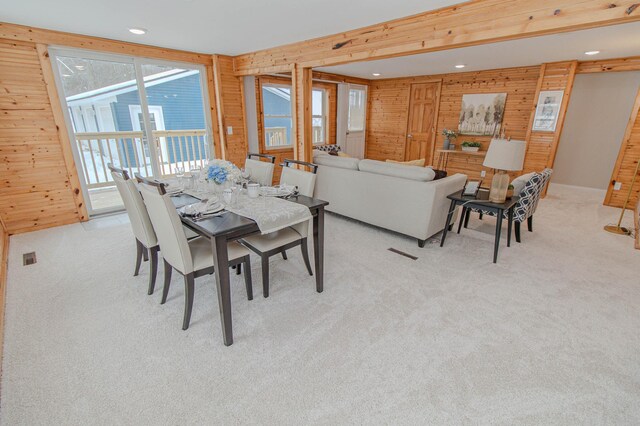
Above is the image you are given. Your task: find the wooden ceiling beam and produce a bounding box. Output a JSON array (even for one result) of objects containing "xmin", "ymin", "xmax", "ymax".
[{"xmin": 233, "ymin": 0, "xmax": 640, "ymax": 75}]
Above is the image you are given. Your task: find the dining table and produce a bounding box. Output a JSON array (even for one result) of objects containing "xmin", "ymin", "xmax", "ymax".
[{"xmin": 170, "ymin": 191, "xmax": 329, "ymax": 346}]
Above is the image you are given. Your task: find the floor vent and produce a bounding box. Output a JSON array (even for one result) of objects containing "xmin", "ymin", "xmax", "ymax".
[
  {"xmin": 387, "ymin": 248, "xmax": 418, "ymax": 260},
  {"xmin": 23, "ymin": 252, "xmax": 37, "ymax": 266}
]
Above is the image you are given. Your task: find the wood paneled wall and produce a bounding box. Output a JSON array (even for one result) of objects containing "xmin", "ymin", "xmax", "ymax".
[
  {"xmin": 0, "ymin": 24, "xmax": 246, "ymax": 235},
  {"xmin": 254, "ymin": 75, "xmax": 337, "ymax": 183},
  {"xmin": 605, "ymin": 88, "xmax": 640, "ymax": 208},
  {"xmin": 0, "ymin": 39, "xmax": 83, "ymax": 233},
  {"xmin": 367, "ymin": 66, "xmax": 541, "ymax": 180},
  {"xmin": 213, "ymin": 55, "xmax": 248, "ymax": 167},
  {"xmin": 523, "ymin": 61, "xmax": 577, "ymax": 176}
]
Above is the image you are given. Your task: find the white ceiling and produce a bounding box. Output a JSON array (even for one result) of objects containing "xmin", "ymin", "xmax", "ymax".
[
  {"xmin": 317, "ymin": 22, "xmax": 640, "ymax": 79},
  {"xmin": 1, "ymin": 0, "xmax": 461, "ymax": 55}
]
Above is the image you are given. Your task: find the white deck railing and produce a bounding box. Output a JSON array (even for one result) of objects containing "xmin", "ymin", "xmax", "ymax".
[{"xmin": 74, "ymin": 129, "xmax": 208, "ymax": 189}]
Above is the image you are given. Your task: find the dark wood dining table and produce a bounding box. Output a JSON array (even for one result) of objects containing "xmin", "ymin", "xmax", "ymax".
[{"xmin": 171, "ymin": 193, "xmax": 329, "ymax": 346}]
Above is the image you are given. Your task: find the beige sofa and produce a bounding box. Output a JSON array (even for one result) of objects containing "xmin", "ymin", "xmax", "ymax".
[{"xmin": 312, "ymin": 152, "xmax": 467, "ymax": 247}]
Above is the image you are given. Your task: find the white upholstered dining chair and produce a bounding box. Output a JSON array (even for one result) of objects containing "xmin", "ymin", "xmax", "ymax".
[
  {"xmin": 109, "ymin": 164, "xmax": 160, "ymax": 296},
  {"xmin": 241, "ymin": 159, "xmax": 317, "ymax": 298},
  {"xmin": 135, "ymin": 174, "xmax": 253, "ymax": 330},
  {"xmin": 244, "ymin": 153, "xmax": 276, "ymax": 186}
]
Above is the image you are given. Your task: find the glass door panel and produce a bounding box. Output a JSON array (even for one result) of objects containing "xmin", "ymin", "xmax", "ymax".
[
  {"xmin": 140, "ymin": 63, "xmax": 210, "ymax": 176},
  {"xmin": 54, "ymin": 55, "xmax": 152, "ymax": 212}
]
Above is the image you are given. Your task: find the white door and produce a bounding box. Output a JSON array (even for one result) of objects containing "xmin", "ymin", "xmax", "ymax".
[{"xmin": 343, "ymin": 84, "xmax": 367, "ymax": 158}]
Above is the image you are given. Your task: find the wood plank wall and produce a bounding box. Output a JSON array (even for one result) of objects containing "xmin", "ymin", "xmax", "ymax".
[
  {"xmin": 0, "ymin": 39, "xmax": 82, "ymax": 233},
  {"xmin": 605, "ymin": 89, "xmax": 640, "ymax": 208},
  {"xmin": 254, "ymin": 75, "xmax": 337, "ymax": 183},
  {"xmin": 523, "ymin": 61, "xmax": 577, "ymax": 175},
  {"xmin": 213, "ymin": 55, "xmax": 248, "ymax": 167},
  {"xmin": 367, "ymin": 66, "xmax": 541, "ymax": 180},
  {"xmin": 0, "ymin": 24, "xmax": 245, "ymax": 235}
]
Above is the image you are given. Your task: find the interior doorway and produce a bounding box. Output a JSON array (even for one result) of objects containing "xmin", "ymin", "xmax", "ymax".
[{"xmin": 404, "ymin": 82, "xmax": 441, "ymax": 162}]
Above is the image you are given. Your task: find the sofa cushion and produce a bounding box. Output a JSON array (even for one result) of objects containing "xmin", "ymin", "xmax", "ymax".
[
  {"xmin": 358, "ymin": 159, "xmax": 435, "ymax": 181},
  {"xmin": 511, "ymin": 172, "xmax": 536, "ymax": 195},
  {"xmin": 314, "ymin": 154, "xmax": 360, "ymax": 170},
  {"xmin": 386, "ymin": 158, "xmax": 426, "ymax": 167}
]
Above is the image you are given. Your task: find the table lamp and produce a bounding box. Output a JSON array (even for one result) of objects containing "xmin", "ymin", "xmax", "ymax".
[{"xmin": 483, "ymin": 138, "xmax": 526, "ymax": 203}]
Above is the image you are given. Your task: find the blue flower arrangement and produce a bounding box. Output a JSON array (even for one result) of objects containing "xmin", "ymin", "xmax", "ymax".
[
  {"xmin": 206, "ymin": 160, "xmax": 240, "ymax": 185},
  {"xmin": 207, "ymin": 165, "xmax": 228, "ymax": 184}
]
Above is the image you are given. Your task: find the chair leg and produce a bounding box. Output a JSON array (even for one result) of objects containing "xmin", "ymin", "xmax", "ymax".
[
  {"xmin": 182, "ymin": 273, "xmax": 195, "ymax": 330},
  {"xmin": 147, "ymin": 246, "xmax": 159, "ymax": 295},
  {"xmin": 464, "ymin": 208, "xmax": 471, "ymax": 229},
  {"xmin": 161, "ymin": 260, "xmax": 172, "ymax": 304},
  {"xmin": 261, "ymin": 255, "xmax": 270, "ymax": 298},
  {"xmin": 527, "ymin": 216, "xmax": 533, "ymax": 232},
  {"xmin": 142, "ymin": 246, "xmax": 149, "ymax": 262},
  {"xmin": 515, "ymin": 222, "xmax": 522, "ymax": 243},
  {"xmin": 479, "ymin": 212, "xmax": 483, "ymax": 220},
  {"xmin": 243, "ymin": 257, "xmax": 253, "ymax": 301},
  {"xmin": 134, "ymin": 239, "xmax": 143, "ymax": 277},
  {"xmin": 236, "ymin": 263, "xmax": 241, "ymax": 275},
  {"xmin": 281, "ymin": 250, "xmax": 288, "ymax": 260},
  {"xmin": 300, "ymin": 238, "xmax": 313, "ymax": 276}
]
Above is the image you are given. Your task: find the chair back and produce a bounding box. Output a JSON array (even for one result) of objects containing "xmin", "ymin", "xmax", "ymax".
[
  {"xmin": 513, "ymin": 169, "xmax": 552, "ymax": 222},
  {"xmin": 136, "ymin": 174, "xmax": 194, "ymax": 275},
  {"xmin": 245, "ymin": 158, "xmax": 275, "ymax": 186},
  {"xmin": 109, "ymin": 164, "xmax": 157, "ymax": 248},
  {"xmin": 280, "ymin": 160, "xmax": 318, "ymax": 197}
]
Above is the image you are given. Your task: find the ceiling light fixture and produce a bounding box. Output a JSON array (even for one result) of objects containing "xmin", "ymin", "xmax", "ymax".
[
  {"xmin": 372, "ymin": 73, "xmax": 381, "ymax": 76},
  {"xmin": 128, "ymin": 28, "xmax": 148, "ymax": 35},
  {"xmin": 455, "ymin": 64, "xmax": 466, "ymax": 69},
  {"xmin": 584, "ymin": 50, "xmax": 600, "ymax": 55},
  {"xmin": 75, "ymin": 65, "xmax": 85, "ymax": 70}
]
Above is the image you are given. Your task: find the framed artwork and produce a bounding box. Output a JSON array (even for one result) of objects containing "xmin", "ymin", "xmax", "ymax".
[
  {"xmin": 458, "ymin": 93, "xmax": 507, "ymax": 136},
  {"xmin": 532, "ymin": 90, "xmax": 564, "ymax": 132}
]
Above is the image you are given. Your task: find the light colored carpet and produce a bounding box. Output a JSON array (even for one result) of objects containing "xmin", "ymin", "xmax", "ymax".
[{"xmin": 2, "ymin": 185, "xmax": 639, "ymax": 425}]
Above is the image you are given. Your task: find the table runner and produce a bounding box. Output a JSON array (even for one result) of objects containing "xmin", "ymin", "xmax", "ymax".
[{"xmin": 225, "ymin": 194, "xmax": 312, "ymax": 235}]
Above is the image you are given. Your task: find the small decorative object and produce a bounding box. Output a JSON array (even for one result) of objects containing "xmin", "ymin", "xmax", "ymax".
[
  {"xmin": 459, "ymin": 93, "xmax": 507, "ymax": 136},
  {"xmin": 532, "ymin": 90, "xmax": 564, "ymax": 132},
  {"xmin": 604, "ymin": 159, "xmax": 639, "ymax": 236},
  {"xmin": 442, "ymin": 129, "xmax": 458, "ymax": 150},
  {"xmin": 483, "ymin": 138, "xmax": 526, "ymax": 203},
  {"xmin": 247, "ymin": 183, "xmax": 260, "ymax": 199},
  {"xmin": 506, "ymin": 184, "xmax": 514, "ymax": 199},
  {"xmin": 461, "ymin": 141, "xmax": 482, "ymax": 152}
]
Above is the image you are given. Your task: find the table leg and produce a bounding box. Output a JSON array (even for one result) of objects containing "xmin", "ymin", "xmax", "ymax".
[
  {"xmin": 493, "ymin": 212, "xmax": 503, "ymax": 264},
  {"xmin": 457, "ymin": 206, "xmax": 467, "ymax": 234},
  {"xmin": 313, "ymin": 207, "xmax": 325, "ymax": 293},
  {"xmin": 507, "ymin": 207, "xmax": 513, "ymax": 248},
  {"xmin": 210, "ymin": 235, "xmax": 233, "ymax": 346},
  {"xmin": 440, "ymin": 199, "xmax": 457, "ymax": 247}
]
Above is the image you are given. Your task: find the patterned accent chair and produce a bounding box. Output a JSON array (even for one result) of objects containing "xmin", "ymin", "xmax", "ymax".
[{"xmin": 469, "ymin": 169, "xmax": 552, "ymax": 243}]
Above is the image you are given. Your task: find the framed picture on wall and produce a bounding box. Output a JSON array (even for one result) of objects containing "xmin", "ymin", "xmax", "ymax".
[
  {"xmin": 458, "ymin": 93, "xmax": 507, "ymax": 136},
  {"xmin": 532, "ymin": 90, "xmax": 564, "ymax": 132}
]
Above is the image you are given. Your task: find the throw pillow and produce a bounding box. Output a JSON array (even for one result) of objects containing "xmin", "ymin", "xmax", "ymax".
[
  {"xmin": 337, "ymin": 152, "xmax": 351, "ymax": 158},
  {"xmin": 511, "ymin": 172, "xmax": 536, "ymax": 195},
  {"xmin": 385, "ymin": 158, "xmax": 426, "ymax": 167}
]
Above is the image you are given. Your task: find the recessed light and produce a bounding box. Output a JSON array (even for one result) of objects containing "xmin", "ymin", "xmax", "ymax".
[
  {"xmin": 128, "ymin": 28, "xmax": 148, "ymax": 35},
  {"xmin": 75, "ymin": 65, "xmax": 85, "ymax": 70},
  {"xmin": 584, "ymin": 50, "xmax": 600, "ymax": 56},
  {"xmin": 455, "ymin": 64, "xmax": 466, "ymax": 69},
  {"xmin": 372, "ymin": 73, "xmax": 381, "ymax": 76}
]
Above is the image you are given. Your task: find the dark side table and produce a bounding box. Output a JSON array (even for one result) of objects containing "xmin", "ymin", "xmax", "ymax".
[{"xmin": 439, "ymin": 189, "xmax": 519, "ymax": 263}]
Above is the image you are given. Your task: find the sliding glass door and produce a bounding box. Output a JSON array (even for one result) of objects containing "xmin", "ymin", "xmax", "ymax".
[{"xmin": 50, "ymin": 48, "xmax": 213, "ymax": 215}]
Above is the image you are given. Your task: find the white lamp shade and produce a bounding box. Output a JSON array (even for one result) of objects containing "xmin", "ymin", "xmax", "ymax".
[{"xmin": 483, "ymin": 138, "xmax": 526, "ymax": 171}]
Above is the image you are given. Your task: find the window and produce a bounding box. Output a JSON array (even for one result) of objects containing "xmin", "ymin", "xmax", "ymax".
[
  {"xmin": 348, "ymin": 87, "xmax": 366, "ymax": 132},
  {"xmin": 312, "ymin": 89, "xmax": 327, "ymax": 144},
  {"xmin": 262, "ymin": 83, "xmax": 293, "ymax": 148}
]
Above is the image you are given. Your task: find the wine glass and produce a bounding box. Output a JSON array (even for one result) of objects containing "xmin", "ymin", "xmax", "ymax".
[
  {"xmin": 241, "ymin": 168, "xmax": 251, "ymax": 186},
  {"xmin": 174, "ymin": 166, "xmax": 185, "ymax": 189}
]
